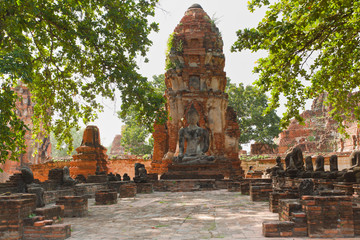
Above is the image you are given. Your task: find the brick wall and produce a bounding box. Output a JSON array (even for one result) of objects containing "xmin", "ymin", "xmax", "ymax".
[{"xmin": 30, "ymin": 158, "xmax": 151, "ymax": 182}]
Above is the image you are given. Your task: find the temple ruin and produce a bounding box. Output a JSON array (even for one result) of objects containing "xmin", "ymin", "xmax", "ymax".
[
  {"xmin": 0, "ymin": 83, "xmax": 51, "ymax": 183},
  {"xmin": 2, "ymin": 3, "xmax": 360, "ymax": 240},
  {"xmin": 150, "ymin": 4, "xmax": 243, "ymax": 179}
]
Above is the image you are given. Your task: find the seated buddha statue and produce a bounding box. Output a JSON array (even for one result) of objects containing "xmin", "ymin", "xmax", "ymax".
[{"xmin": 174, "ymin": 105, "xmax": 215, "ymax": 165}]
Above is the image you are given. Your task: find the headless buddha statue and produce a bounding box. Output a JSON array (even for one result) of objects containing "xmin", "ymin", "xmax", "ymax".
[{"xmin": 174, "ymin": 105, "xmax": 215, "ymax": 165}]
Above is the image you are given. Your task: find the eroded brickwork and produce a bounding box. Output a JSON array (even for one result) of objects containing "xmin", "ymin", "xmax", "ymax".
[
  {"xmin": 276, "ymin": 92, "xmax": 360, "ymax": 153},
  {"xmin": 0, "ymin": 84, "xmax": 51, "ymax": 183},
  {"xmin": 71, "ymin": 125, "xmax": 108, "ymax": 177}
]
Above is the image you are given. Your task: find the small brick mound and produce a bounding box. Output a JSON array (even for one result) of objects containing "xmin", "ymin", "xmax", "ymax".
[
  {"xmin": 34, "ymin": 205, "xmax": 64, "ymax": 221},
  {"xmin": 95, "ymin": 190, "xmax": 118, "ymax": 205},
  {"xmin": 119, "ymin": 184, "xmax": 137, "ymax": 198},
  {"xmin": 269, "ymin": 191, "xmax": 299, "ymax": 213},
  {"xmin": 227, "ymin": 182, "xmax": 241, "ymax": 192},
  {"xmin": 240, "ymin": 182, "xmax": 250, "ymax": 195},
  {"xmin": 333, "ymin": 182, "xmax": 354, "ymax": 195},
  {"xmin": 0, "ymin": 193, "xmax": 37, "ymax": 240},
  {"xmin": 56, "ymin": 196, "xmax": 88, "ymax": 217},
  {"xmin": 278, "ymin": 199, "xmax": 302, "ymax": 221},
  {"xmin": 23, "ymin": 223, "xmax": 71, "ymax": 240},
  {"xmin": 302, "ymin": 195, "xmax": 354, "ymax": 238},
  {"xmin": 250, "ymin": 183, "xmax": 272, "ymax": 201},
  {"xmin": 263, "ymin": 220, "xmax": 295, "ymax": 237},
  {"xmin": 87, "ymin": 175, "xmax": 108, "ymax": 183},
  {"xmin": 353, "ymin": 205, "xmax": 360, "ymax": 236},
  {"xmin": 147, "ymin": 173, "xmax": 158, "ymax": 182},
  {"xmin": 136, "ymin": 183, "xmax": 153, "ymax": 194}
]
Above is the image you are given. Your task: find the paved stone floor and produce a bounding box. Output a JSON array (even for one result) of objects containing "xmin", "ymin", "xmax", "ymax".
[{"xmin": 65, "ymin": 190, "xmax": 355, "ymax": 240}]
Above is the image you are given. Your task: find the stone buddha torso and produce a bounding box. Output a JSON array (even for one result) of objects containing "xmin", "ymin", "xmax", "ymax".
[{"xmin": 174, "ymin": 105, "xmax": 214, "ymax": 164}]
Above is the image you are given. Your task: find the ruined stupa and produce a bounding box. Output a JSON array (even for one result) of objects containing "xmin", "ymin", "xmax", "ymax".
[
  {"xmin": 150, "ymin": 4, "xmax": 243, "ymax": 179},
  {"xmin": 71, "ymin": 125, "xmax": 108, "ymax": 178}
]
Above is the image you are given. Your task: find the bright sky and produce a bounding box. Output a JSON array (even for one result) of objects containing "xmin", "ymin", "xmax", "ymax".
[{"xmin": 89, "ymin": 1, "xmax": 271, "ymax": 148}]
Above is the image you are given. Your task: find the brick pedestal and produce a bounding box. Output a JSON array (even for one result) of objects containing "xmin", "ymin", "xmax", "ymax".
[
  {"xmin": 353, "ymin": 184, "xmax": 360, "ymax": 205},
  {"xmin": 333, "ymin": 182, "xmax": 354, "ymax": 195},
  {"xmin": 95, "ymin": 190, "xmax": 118, "ymax": 205},
  {"xmin": 353, "ymin": 206, "xmax": 360, "ymax": 236},
  {"xmin": 278, "ymin": 199, "xmax": 302, "ymax": 221},
  {"xmin": 250, "ymin": 183, "xmax": 272, "ymax": 201},
  {"xmin": 313, "ymin": 179, "xmax": 334, "ymax": 190},
  {"xmin": 23, "ymin": 223, "xmax": 71, "ymax": 240},
  {"xmin": 302, "ymin": 195, "xmax": 354, "ymax": 238},
  {"xmin": 119, "ymin": 184, "xmax": 137, "ymax": 198},
  {"xmin": 264, "ymin": 199, "xmax": 307, "ymax": 237},
  {"xmin": 263, "ymin": 221, "xmax": 295, "ymax": 237},
  {"xmin": 269, "ymin": 191, "xmax": 299, "ymax": 213},
  {"xmin": 34, "ymin": 205, "xmax": 64, "ymax": 221},
  {"xmin": 86, "ymin": 174, "xmax": 108, "ymax": 183},
  {"xmin": 240, "ymin": 181, "xmax": 250, "ymax": 195},
  {"xmin": 227, "ymin": 182, "xmax": 241, "ymax": 192},
  {"xmin": 56, "ymin": 196, "xmax": 88, "ymax": 217},
  {"xmin": 136, "ymin": 183, "xmax": 153, "ymax": 194},
  {"xmin": 0, "ymin": 193, "xmax": 37, "ymax": 240}
]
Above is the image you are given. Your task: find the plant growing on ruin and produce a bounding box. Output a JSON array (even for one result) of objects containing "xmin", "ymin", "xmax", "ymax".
[
  {"xmin": 0, "ymin": 0, "xmax": 165, "ymax": 167},
  {"xmin": 165, "ymin": 33, "xmax": 184, "ymax": 70},
  {"xmin": 232, "ymin": 0, "xmax": 360, "ymax": 133}
]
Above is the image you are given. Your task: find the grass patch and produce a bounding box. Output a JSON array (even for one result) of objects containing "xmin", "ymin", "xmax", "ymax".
[
  {"xmin": 155, "ymin": 225, "xmax": 169, "ymax": 228},
  {"xmin": 208, "ymin": 222, "xmax": 216, "ymax": 231}
]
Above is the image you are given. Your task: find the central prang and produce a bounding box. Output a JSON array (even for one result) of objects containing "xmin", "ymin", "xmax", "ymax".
[
  {"xmin": 174, "ymin": 105, "xmax": 215, "ymax": 164},
  {"xmin": 150, "ymin": 4, "xmax": 244, "ymax": 178}
]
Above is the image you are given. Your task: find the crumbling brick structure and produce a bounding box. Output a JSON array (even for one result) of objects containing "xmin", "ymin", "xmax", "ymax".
[
  {"xmin": 71, "ymin": 125, "xmax": 108, "ymax": 178},
  {"xmin": 276, "ymin": 92, "xmax": 360, "ymax": 153},
  {"xmin": 150, "ymin": 4, "xmax": 243, "ymax": 178},
  {"xmin": 0, "ymin": 84, "xmax": 51, "ymax": 183}
]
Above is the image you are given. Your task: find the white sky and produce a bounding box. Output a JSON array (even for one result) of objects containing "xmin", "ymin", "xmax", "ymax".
[{"xmin": 88, "ymin": 1, "xmax": 276, "ymax": 148}]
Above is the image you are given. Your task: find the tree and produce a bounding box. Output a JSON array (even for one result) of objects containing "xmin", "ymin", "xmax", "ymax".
[
  {"xmin": 226, "ymin": 81, "xmax": 281, "ymax": 146},
  {"xmin": 119, "ymin": 74, "xmax": 166, "ymax": 156},
  {"xmin": 50, "ymin": 128, "xmax": 84, "ymax": 158},
  {"xmin": 231, "ymin": 0, "xmax": 360, "ymax": 132},
  {"xmin": 0, "ymin": 86, "xmax": 27, "ymax": 169},
  {"xmin": 0, "ymin": 0, "xmax": 166, "ymax": 167},
  {"xmin": 150, "ymin": 74, "xmax": 166, "ymax": 95},
  {"xmin": 120, "ymin": 120, "xmax": 154, "ymax": 156}
]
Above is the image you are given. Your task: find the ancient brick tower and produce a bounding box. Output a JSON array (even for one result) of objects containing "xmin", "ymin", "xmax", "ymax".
[
  {"xmin": 150, "ymin": 4, "xmax": 243, "ymax": 178},
  {"xmin": 0, "ymin": 83, "xmax": 51, "ymax": 182}
]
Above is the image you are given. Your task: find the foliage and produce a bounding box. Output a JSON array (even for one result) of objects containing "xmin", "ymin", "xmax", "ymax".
[
  {"xmin": 165, "ymin": 33, "xmax": 176, "ymax": 70},
  {"xmin": 226, "ymin": 81, "xmax": 281, "ymax": 146},
  {"xmin": 120, "ymin": 117, "xmax": 154, "ymax": 156},
  {"xmin": 164, "ymin": 32, "xmax": 184, "ymax": 70},
  {"xmin": 231, "ymin": 0, "xmax": 360, "ymax": 132},
  {"xmin": 50, "ymin": 128, "xmax": 84, "ymax": 158},
  {"xmin": 0, "ymin": 85, "xmax": 27, "ymax": 169},
  {"xmin": 150, "ymin": 74, "xmax": 166, "ymax": 95},
  {"xmin": 0, "ymin": 0, "xmax": 165, "ymax": 166},
  {"xmin": 119, "ymin": 74, "xmax": 166, "ymax": 156}
]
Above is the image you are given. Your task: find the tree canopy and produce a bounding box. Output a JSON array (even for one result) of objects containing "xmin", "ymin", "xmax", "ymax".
[
  {"xmin": 50, "ymin": 128, "xmax": 84, "ymax": 158},
  {"xmin": 118, "ymin": 74, "xmax": 165, "ymax": 156},
  {"xmin": 0, "ymin": 0, "xmax": 166, "ymax": 166},
  {"xmin": 226, "ymin": 81, "xmax": 281, "ymax": 146},
  {"xmin": 120, "ymin": 117, "xmax": 154, "ymax": 157},
  {"xmin": 231, "ymin": 0, "xmax": 360, "ymax": 132}
]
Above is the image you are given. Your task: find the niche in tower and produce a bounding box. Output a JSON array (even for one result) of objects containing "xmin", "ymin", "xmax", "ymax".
[{"xmin": 189, "ymin": 75, "xmax": 200, "ymax": 91}]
